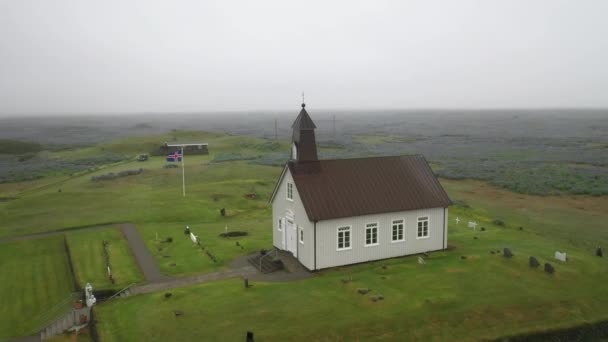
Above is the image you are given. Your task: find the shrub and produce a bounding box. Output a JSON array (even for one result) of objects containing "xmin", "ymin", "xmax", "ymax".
[
  {"xmin": 493, "ymin": 219, "xmax": 505, "ymax": 226},
  {"xmin": 212, "ymin": 152, "xmax": 259, "ymax": 163},
  {"xmin": 91, "ymin": 168, "xmax": 143, "ymax": 181}
]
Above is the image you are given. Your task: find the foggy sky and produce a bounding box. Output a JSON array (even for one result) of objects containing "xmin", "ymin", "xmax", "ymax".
[{"xmin": 1, "ymin": 0, "xmax": 607, "ymax": 114}]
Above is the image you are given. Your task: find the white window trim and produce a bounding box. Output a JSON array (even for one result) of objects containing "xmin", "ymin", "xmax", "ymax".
[
  {"xmin": 277, "ymin": 218, "xmax": 283, "ymax": 231},
  {"xmin": 336, "ymin": 225, "xmax": 352, "ymax": 251},
  {"xmin": 286, "ymin": 182, "xmax": 294, "ymax": 202},
  {"xmin": 364, "ymin": 222, "xmax": 380, "ymax": 247},
  {"xmin": 391, "ymin": 218, "xmax": 405, "ymax": 243},
  {"xmin": 416, "ymin": 216, "xmax": 430, "ymax": 240},
  {"xmin": 299, "ymin": 227, "xmax": 304, "ymax": 244}
]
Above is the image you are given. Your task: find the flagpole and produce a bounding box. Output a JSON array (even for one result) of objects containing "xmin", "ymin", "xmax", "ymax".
[{"xmin": 182, "ymin": 148, "xmax": 186, "ymax": 197}]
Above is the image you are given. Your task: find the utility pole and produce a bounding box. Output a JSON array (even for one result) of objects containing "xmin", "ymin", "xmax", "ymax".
[
  {"xmin": 181, "ymin": 148, "xmax": 186, "ymax": 197},
  {"xmin": 332, "ymin": 114, "xmax": 336, "ymax": 142},
  {"xmin": 274, "ymin": 118, "xmax": 278, "ymax": 140}
]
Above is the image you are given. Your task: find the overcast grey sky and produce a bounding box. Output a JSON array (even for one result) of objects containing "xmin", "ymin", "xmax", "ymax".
[{"xmin": 0, "ymin": 0, "xmax": 607, "ymax": 114}]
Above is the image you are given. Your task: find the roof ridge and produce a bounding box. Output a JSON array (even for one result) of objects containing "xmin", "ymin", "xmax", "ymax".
[{"xmin": 300, "ymin": 154, "xmax": 424, "ymax": 163}]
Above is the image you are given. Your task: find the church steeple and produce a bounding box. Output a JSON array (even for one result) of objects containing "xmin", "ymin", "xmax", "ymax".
[{"xmin": 291, "ymin": 102, "xmax": 318, "ymax": 162}]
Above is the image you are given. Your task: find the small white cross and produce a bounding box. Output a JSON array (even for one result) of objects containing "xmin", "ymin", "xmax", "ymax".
[{"xmin": 455, "ymin": 217, "xmax": 460, "ymax": 224}]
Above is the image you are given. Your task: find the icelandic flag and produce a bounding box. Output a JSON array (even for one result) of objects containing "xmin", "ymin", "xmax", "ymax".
[{"xmin": 166, "ymin": 150, "xmax": 183, "ymax": 162}]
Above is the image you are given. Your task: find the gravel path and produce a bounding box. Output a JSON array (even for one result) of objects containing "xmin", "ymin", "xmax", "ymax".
[
  {"xmin": 118, "ymin": 223, "xmax": 171, "ymax": 283},
  {"xmin": 131, "ymin": 265, "xmax": 256, "ymax": 295}
]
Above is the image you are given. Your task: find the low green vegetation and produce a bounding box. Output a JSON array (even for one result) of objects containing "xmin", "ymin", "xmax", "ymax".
[
  {"xmin": 442, "ymin": 179, "xmax": 608, "ymax": 249},
  {"xmin": 66, "ymin": 228, "xmax": 144, "ymax": 289},
  {"xmin": 0, "ymin": 139, "xmax": 43, "ymax": 154},
  {"xmin": 0, "ymin": 236, "xmax": 75, "ymax": 339}
]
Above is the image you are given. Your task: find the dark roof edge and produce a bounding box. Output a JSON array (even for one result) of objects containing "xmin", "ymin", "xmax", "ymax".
[
  {"xmin": 418, "ymin": 154, "xmax": 453, "ymax": 206},
  {"xmin": 294, "ymin": 154, "xmax": 426, "ymax": 163},
  {"xmin": 268, "ymin": 164, "xmax": 289, "ymax": 204},
  {"xmin": 310, "ymin": 205, "xmax": 451, "ymax": 222}
]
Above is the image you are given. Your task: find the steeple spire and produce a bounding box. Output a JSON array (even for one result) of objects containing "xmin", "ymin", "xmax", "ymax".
[{"xmin": 291, "ymin": 101, "xmax": 318, "ymax": 162}]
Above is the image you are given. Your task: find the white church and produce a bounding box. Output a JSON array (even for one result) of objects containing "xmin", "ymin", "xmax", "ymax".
[{"xmin": 270, "ymin": 103, "xmax": 451, "ymax": 271}]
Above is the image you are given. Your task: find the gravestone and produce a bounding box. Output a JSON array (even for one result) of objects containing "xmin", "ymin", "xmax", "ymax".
[
  {"xmin": 503, "ymin": 248, "xmax": 513, "ymax": 258},
  {"xmin": 554, "ymin": 251, "xmax": 567, "ymax": 262},
  {"xmin": 597, "ymin": 247, "xmax": 603, "ymax": 257},
  {"xmin": 468, "ymin": 221, "xmax": 477, "ymax": 230},
  {"xmin": 544, "ymin": 263, "xmax": 555, "ymax": 274},
  {"xmin": 190, "ymin": 232, "xmax": 198, "ymax": 244},
  {"xmin": 184, "ymin": 226, "xmax": 190, "ymax": 235},
  {"xmin": 85, "ymin": 283, "xmax": 96, "ymax": 307},
  {"xmin": 418, "ymin": 257, "xmax": 425, "ymax": 264},
  {"xmin": 529, "ymin": 256, "xmax": 540, "ymax": 268},
  {"xmin": 220, "ymin": 208, "xmax": 226, "ymax": 216},
  {"xmin": 246, "ymin": 331, "xmax": 254, "ymax": 342}
]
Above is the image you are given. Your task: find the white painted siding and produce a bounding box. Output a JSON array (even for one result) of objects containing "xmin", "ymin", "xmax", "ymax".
[
  {"xmin": 315, "ymin": 207, "xmax": 447, "ymax": 269},
  {"xmin": 271, "ymin": 167, "xmax": 315, "ymax": 270}
]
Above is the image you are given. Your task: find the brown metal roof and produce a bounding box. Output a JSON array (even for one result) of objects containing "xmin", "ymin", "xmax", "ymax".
[{"xmin": 287, "ymin": 155, "xmax": 451, "ymax": 221}]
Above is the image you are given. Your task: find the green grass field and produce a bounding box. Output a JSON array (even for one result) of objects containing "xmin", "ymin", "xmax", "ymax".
[
  {"xmin": 95, "ymin": 215, "xmax": 608, "ymax": 341},
  {"xmin": 2, "ymin": 131, "xmax": 608, "ymax": 340},
  {"xmin": 0, "ymin": 236, "xmax": 76, "ymax": 339},
  {"xmin": 66, "ymin": 228, "xmax": 144, "ymax": 289}
]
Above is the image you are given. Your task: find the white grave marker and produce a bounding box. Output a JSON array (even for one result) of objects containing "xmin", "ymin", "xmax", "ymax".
[
  {"xmin": 190, "ymin": 232, "xmax": 198, "ymax": 244},
  {"xmin": 555, "ymin": 251, "xmax": 567, "ymax": 262},
  {"xmin": 418, "ymin": 256, "xmax": 426, "ymax": 265},
  {"xmin": 455, "ymin": 217, "xmax": 460, "ymax": 224},
  {"xmin": 468, "ymin": 221, "xmax": 477, "ymax": 230},
  {"xmin": 85, "ymin": 283, "xmax": 96, "ymax": 307}
]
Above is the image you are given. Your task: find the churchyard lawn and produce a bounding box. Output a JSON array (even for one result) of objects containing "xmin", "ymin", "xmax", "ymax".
[
  {"xmin": 66, "ymin": 228, "xmax": 144, "ymax": 290},
  {"xmin": 95, "ymin": 209, "xmax": 608, "ymax": 341},
  {"xmin": 0, "ymin": 236, "xmax": 75, "ymax": 339}
]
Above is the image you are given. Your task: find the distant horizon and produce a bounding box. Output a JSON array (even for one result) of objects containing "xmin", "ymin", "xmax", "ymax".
[{"xmin": 1, "ymin": 106, "xmax": 607, "ymax": 118}]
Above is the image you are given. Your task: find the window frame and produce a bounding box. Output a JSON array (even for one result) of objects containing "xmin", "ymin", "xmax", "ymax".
[
  {"xmin": 416, "ymin": 216, "xmax": 430, "ymax": 239},
  {"xmin": 286, "ymin": 182, "xmax": 294, "ymax": 201},
  {"xmin": 299, "ymin": 227, "xmax": 304, "ymax": 244},
  {"xmin": 336, "ymin": 225, "xmax": 352, "ymax": 251},
  {"xmin": 277, "ymin": 218, "xmax": 283, "ymax": 231},
  {"xmin": 364, "ymin": 222, "xmax": 379, "ymax": 247},
  {"xmin": 391, "ymin": 218, "xmax": 405, "ymax": 243}
]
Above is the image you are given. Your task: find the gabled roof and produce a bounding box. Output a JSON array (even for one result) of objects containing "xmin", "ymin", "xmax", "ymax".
[{"xmin": 286, "ymin": 155, "xmax": 451, "ymax": 221}]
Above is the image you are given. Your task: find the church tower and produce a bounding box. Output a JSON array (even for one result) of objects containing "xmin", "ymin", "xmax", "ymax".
[{"xmin": 291, "ymin": 102, "xmax": 318, "ymax": 162}]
